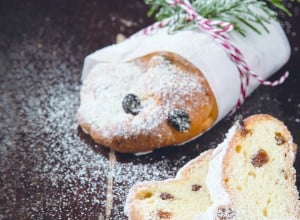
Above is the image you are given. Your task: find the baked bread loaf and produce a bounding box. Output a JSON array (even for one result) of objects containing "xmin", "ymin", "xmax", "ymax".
[
  {"xmin": 79, "ymin": 5, "xmax": 290, "ymax": 153},
  {"xmin": 199, "ymin": 114, "xmax": 300, "ymax": 219},
  {"xmin": 125, "ymin": 149, "xmax": 214, "ymax": 219},
  {"xmin": 77, "ymin": 51, "xmax": 218, "ymax": 153},
  {"xmin": 125, "ymin": 114, "xmax": 300, "ymax": 219}
]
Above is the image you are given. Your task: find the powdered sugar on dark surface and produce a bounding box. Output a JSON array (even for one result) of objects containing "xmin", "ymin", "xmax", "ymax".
[{"xmin": 0, "ymin": 0, "xmax": 299, "ymax": 220}]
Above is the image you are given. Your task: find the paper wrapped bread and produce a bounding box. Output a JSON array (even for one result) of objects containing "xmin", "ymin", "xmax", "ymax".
[{"xmin": 78, "ymin": 11, "xmax": 290, "ymax": 153}]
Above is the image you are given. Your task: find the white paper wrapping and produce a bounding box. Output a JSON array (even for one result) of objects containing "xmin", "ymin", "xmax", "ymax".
[{"xmin": 81, "ymin": 18, "xmax": 290, "ymax": 123}]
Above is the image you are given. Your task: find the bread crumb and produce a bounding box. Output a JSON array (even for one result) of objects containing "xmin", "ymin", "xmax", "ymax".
[
  {"xmin": 120, "ymin": 18, "xmax": 134, "ymax": 27},
  {"xmin": 116, "ymin": 33, "xmax": 126, "ymax": 44}
]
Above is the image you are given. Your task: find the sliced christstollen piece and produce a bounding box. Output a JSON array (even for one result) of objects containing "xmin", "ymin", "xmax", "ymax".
[
  {"xmin": 125, "ymin": 114, "xmax": 299, "ymax": 219},
  {"xmin": 124, "ymin": 149, "xmax": 214, "ymax": 220},
  {"xmin": 197, "ymin": 114, "xmax": 299, "ymax": 219}
]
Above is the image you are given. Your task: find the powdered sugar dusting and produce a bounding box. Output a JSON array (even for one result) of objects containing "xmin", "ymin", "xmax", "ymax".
[
  {"xmin": 112, "ymin": 153, "xmax": 189, "ymax": 218},
  {"xmin": 1, "ymin": 0, "xmax": 299, "ymax": 219},
  {"xmin": 79, "ymin": 55, "xmax": 206, "ymax": 140},
  {"xmin": 105, "ymin": 150, "xmax": 117, "ymax": 219},
  {"xmin": 195, "ymin": 124, "xmax": 238, "ymax": 220}
]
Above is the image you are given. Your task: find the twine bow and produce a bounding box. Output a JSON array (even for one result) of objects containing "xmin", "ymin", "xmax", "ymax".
[{"xmin": 134, "ymin": 0, "xmax": 289, "ymax": 113}]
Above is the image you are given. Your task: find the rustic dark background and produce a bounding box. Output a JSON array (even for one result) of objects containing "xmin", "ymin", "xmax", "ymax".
[{"xmin": 0, "ymin": 0, "xmax": 299, "ymax": 219}]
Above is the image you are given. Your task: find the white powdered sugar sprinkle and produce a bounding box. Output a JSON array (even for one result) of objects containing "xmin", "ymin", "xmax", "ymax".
[
  {"xmin": 194, "ymin": 124, "xmax": 238, "ymax": 220},
  {"xmin": 79, "ymin": 55, "xmax": 207, "ymax": 139}
]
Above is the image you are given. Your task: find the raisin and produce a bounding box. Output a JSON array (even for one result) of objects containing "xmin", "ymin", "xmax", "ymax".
[
  {"xmin": 275, "ymin": 132, "xmax": 286, "ymax": 145},
  {"xmin": 251, "ymin": 149, "xmax": 269, "ymax": 168},
  {"xmin": 239, "ymin": 120, "xmax": 250, "ymax": 136},
  {"xmin": 157, "ymin": 210, "xmax": 172, "ymax": 219},
  {"xmin": 122, "ymin": 94, "xmax": 141, "ymax": 115},
  {"xmin": 160, "ymin": 193, "xmax": 174, "ymax": 200},
  {"xmin": 167, "ymin": 109, "xmax": 190, "ymax": 132},
  {"xmin": 281, "ymin": 169, "xmax": 288, "ymax": 180},
  {"xmin": 192, "ymin": 184, "xmax": 202, "ymax": 191},
  {"xmin": 240, "ymin": 126, "xmax": 250, "ymax": 136},
  {"xmin": 216, "ymin": 206, "xmax": 235, "ymax": 219}
]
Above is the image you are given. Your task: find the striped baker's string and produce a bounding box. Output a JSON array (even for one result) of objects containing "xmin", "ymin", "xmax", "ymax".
[{"xmin": 133, "ymin": 0, "xmax": 289, "ymax": 113}]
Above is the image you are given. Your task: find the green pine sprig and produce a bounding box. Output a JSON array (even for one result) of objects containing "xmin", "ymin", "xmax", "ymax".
[{"xmin": 145, "ymin": 0, "xmax": 299, "ymax": 36}]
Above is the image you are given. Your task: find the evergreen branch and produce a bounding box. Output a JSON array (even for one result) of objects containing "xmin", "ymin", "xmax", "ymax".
[
  {"xmin": 267, "ymin": 0, "xmax": 291, "ymax": 16},
  {"xmin": 144, "ymin": 0, "xmax": 299, "ymax": 36}
]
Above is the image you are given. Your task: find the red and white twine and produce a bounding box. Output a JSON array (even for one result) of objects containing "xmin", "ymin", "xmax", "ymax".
[{"xmin": 135, "ymin": 0, "xmax": 289, "ymax": 113}]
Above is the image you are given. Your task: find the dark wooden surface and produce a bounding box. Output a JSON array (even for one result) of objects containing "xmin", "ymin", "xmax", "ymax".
[{"xmin": 0, "ymin": 0, "xmax": 299, "ymax": 219}]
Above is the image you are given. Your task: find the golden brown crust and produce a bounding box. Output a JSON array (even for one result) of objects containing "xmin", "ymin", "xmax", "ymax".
[
  {"xmin": 78, "ymin": 51, "xmax": 218, "ymax": 153},
  {"xmin": 176, "ymin": 149, "xmax": 214, "ymax": 178}
]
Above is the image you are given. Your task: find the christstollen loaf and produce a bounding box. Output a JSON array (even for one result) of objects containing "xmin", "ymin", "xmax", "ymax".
[
  {"xmin": 78, "ymin": 52, "xmax": 217, "ymax": 153},
  {"xmin": 78, "ymin": 4, "xmax": 290, "ymax": 153},
  {"xmin": 125, "ymin": 115, "xmax": 300, "ymax": 219}
]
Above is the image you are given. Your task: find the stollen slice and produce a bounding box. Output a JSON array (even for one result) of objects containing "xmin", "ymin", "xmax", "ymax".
[
  {"xmin": 197, "ymin": 114, "xmax": 299, "ymax": 219},
  {"xmin": 125, "ymin": 114, "xmax": 300, "ymax": 219},
  {"xmin": 124, "ymin": 149, "xmax": 214, "ymax": 219}
]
